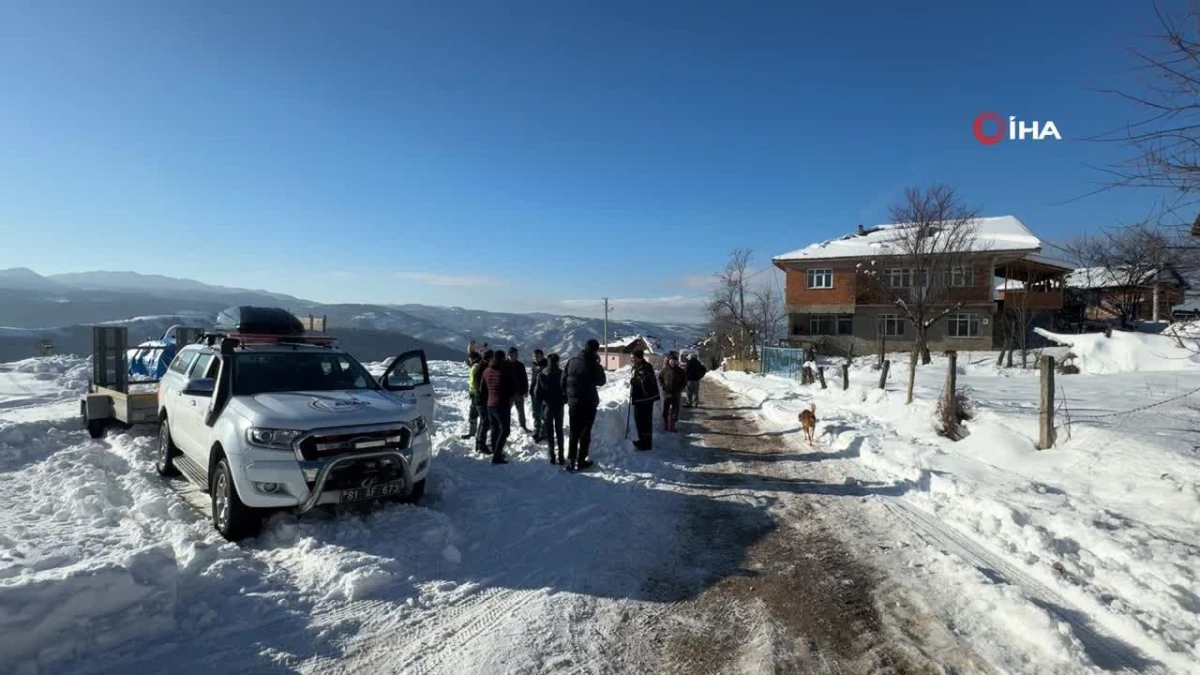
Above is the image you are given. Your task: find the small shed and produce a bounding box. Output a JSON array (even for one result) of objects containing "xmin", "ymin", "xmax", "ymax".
[{"xmin": 601, "ymin": 335, "xmax": 663, "ymax": 370}]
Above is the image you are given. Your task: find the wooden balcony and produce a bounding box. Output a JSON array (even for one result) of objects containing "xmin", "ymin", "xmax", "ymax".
[{"xmin": 999, "ymin": 289, "xmax": 1064, "ymax": 310}]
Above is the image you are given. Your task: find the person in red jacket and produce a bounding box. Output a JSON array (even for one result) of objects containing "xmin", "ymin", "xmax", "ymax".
[{"xmin": 479, "ymin": 350, "xmax": 513, "ymax": 464}]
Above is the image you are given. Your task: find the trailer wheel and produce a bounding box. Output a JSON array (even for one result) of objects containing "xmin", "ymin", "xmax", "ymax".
[
  {"xmin": 86, "ymin": 418, "xmax": 107, "ymax": 439},
  {"xmin": 156, "ymin": 418, "xmax": 181, "ymax": 477}
]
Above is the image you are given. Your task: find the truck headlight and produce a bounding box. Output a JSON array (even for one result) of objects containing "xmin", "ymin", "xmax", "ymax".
[
  {"xmin": 411, "ymin": 416, "xmax": 428, "ymax": 436},
  {"xmin": 247, "ymin": 428, "xmax": 303, "ymax": 449}
]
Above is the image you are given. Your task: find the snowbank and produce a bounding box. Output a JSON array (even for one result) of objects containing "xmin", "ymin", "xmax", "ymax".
[
  {"xmin": 1034, "ymin": 328, "xmax": 1200, "ymax": 374},
  {"xmin": 716, "ymin": 362, "xmax": 1200, "ymax": 673}
]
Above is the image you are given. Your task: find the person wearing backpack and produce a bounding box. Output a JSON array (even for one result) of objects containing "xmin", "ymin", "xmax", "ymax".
[{"xmin": 684, "ymin": 353, "xmax": 708, "ymax": 407}]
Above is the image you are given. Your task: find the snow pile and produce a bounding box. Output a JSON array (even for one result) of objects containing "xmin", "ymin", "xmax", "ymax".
[
  {"xmin": 5, "ymin": 355, "xmax": 92, "ymax": 396},
  {"xmin": 716, "ymin": 360, "xmax": 1200, "ymax": 673},
  {"xmin": 1034, "ymin": 328, "xmax": 1200, "ymax": 374}
]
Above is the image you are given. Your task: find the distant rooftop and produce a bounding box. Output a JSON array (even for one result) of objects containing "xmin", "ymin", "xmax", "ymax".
[{"xmin": 773, "ymin": 215, "xmax": 1044, "ymax": 263}]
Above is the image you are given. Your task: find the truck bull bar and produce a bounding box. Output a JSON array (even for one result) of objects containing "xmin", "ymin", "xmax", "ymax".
[{"xmin": 295, "ymin": 449, "xmax": 414, "ymax": 514}]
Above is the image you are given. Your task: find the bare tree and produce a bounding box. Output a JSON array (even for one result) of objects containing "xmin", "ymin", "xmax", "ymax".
[
  {"xmin": 1061, "ymin": 224, "xmax": 1184, "ymax": 327},
  {"xmin": 1093, "ymin": 1, "xmax": 1200, "ymax": 235},
  {"xmin": 749, "ymin": 281, "xmax": 785, "ymax": 347},
  {"xmin": 706, "ymin": 249, "xmax": 781, "ymax": 360},
  {"xmin": 997, "ymin": 266, "xmax": 1037, "ymax": 368},
  {"xmin": 863, "ymin": 185, "xmax": 980, "ymax": 404}
]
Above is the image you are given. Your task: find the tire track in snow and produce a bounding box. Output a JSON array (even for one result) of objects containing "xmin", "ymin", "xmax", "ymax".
[{"xmin": 716, "ymin": 378, "xmax": 1166, "ymax": 674}]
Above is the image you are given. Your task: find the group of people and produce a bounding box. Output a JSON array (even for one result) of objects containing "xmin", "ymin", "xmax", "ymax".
[
  {"xmin": 628, "ymin": 348, "xmax": 707, "ymax": 451},
  {"xmin": 463, "ymin": 338, "xmax": 607, "ymax": 471},
  {"xmin": 461, "ymin": 338, "xmax": 707, "ymax": 469}
]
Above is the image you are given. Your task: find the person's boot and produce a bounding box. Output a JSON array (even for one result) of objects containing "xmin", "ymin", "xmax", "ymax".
[
  {"xmin": 547, "ymin": 448, "xmax": 557, "ymax": 464},
  {"xmin": 578, "ymin": 458, "xmax": 595, "ymax": 470},
  {"xmin": 557, "ymin": 450, "xmax": 565, "ymax": 465},
  {"xmin": 492, "ymin": 455, "xmax": 509, "ymax": 465}
]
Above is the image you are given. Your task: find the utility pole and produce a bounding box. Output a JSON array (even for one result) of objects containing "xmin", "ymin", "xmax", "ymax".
[{"xmin": 602, "ymin": 297, "xmax": 610, "ymax": 370}]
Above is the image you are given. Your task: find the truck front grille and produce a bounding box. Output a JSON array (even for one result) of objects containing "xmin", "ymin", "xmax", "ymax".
[
  {"xmin": 318, "ymin": 455, "xmax": 407, "ymax": 491},
  {"xmin": 298, "ymin": 427, "xmax": 410, "ymax": 462}
]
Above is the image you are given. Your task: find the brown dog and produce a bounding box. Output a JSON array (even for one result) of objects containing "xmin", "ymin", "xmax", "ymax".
[{"xmin": 799, "ymin": 403, "xmax": 817, "ymax": 443}]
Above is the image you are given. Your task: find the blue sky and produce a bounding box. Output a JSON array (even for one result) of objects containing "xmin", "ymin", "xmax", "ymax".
[{"xmin": 0, "ymin": 0, "xmax": 1178, "ymax": 322}]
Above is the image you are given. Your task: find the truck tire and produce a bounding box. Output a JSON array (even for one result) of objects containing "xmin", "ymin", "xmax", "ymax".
[
  {"xmin": 156, "ymin": 418, "xmax": 181, "ymax": 477},
  {"xmin": 211, "ymin": 458, "xmax": 261, "ymax": 541},
  {"xmin": 401, "ymin": 478, "xmax": 426, "ymax": 504}
]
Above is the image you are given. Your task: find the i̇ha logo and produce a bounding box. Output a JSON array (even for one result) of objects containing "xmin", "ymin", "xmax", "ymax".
[{"xmin": 972, "ymin": 111, "xmax": 1061, "ymax": 145}]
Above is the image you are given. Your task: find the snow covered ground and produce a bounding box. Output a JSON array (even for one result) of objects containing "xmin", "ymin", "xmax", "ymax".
[
  {"xmin": 2, "ymin": 332, "xmax": 1197, "ymax": 674},
  {"xmin": 0, "ymin": 355, "xmax": 713, "ymax": 674},
  {"xmin": 716, "ymin": 330, "xmax": 1200, "ymax": 673}
]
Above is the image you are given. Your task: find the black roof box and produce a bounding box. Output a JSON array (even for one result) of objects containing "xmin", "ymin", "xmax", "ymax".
[{"xmin": 215, "ymin": 306, "xmax": 306, "ymax": 336}]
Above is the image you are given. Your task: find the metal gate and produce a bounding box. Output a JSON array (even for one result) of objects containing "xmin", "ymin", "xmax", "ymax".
[{"xmin": 761, "ymin": 346, "xmax": 810, "ymax": 378}]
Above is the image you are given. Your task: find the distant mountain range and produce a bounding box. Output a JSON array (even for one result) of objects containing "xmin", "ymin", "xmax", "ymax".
[{"xmin": 0, "ymin": 268, "xmax": 701, "ymax": 362}]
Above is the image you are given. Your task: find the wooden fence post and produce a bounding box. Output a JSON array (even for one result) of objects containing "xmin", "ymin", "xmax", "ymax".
[
  {"xmin": 945, "ymin": 350, "xmax": 958, "ymax": 408},
  {"xmin": 817, "ymin": 366, "xmax": 827, "ymax": 389},
  {"xmin": 1039, "ymin": 355, "xmax": 1056, "ymax": 450},
  {"xmin": 879, "ymin": 359, "xmax": 890, "ymax": 390},
  {"xmin": 840, "ymin": 363, "xmax": 849, "ymax": 391}
]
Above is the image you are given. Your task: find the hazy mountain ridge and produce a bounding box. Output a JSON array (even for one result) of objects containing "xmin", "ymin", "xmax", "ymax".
[{"xmin": 0, "ymin": 268, "xmax": 701, "ymax": 360}]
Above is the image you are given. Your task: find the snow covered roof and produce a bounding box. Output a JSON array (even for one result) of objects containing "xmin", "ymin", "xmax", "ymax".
[
  {"xmin": 1065, "ymin": 267, "xmax": 1165, "ymax": 290},
  {"xmin": 601, "ymin": 335, "xmax": 661, "ymax": 353},
  {"xmin": 773, "ymin": 215, "xmax": 1042, "ymax": 263}
]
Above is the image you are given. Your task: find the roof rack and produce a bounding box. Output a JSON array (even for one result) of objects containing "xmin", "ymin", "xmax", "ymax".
[{"xmin": 201, "ymin": 331, "xmax": 338, "ymax": 350}]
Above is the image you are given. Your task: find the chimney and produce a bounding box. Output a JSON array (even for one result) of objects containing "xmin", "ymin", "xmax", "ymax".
[{"xmin": 857, "ymin": 224, "xmax": 866, "ymax": 236}]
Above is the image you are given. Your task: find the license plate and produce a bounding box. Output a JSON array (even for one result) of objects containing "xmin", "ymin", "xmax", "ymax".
[{"xmin": 339, "ymin": 480, "xmax": 407, "ymax": 503}]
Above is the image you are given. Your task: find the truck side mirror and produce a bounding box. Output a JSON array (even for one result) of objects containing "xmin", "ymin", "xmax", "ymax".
[{"xmin": 183, "ymin": 378, "xmax": 215, "ymax": 397}]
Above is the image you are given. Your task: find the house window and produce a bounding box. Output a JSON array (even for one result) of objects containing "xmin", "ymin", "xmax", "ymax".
[
  {"xmin": 947, "ymin": 313, "xmax": 981, "ymax": 337},
  {"xmin": 883, "ymin": 268, "xmax": 913, "ymax": 288},
  {"xmin": 809, "ymin": 314, "xmax": 854, "ymax": 335},
  {"xmin": 945, "ymin": 265, "xmax": 975, "ymax": 287},
  {"xmin": 878, "ymin": 314, "xmax": 905, "ymax": 337},
  {"xmin": 807, "ymin": 268, "xmax": 833, "ymax": 289}
]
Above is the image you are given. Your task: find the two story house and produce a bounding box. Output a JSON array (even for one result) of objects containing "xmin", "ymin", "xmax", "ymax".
[{"xmin": 773, "ymin": 216, "xmax": 1072, "ymax": 354}]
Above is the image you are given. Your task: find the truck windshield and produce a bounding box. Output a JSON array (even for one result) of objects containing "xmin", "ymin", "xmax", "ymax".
[{"xmin": 232, "ymin": 351, "xmax": 378, "ymax": 396}]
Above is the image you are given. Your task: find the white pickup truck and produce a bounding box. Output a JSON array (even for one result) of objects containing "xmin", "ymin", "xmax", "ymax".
[{"xmin": 156, "ymin": 330, "xmax": 435, "ymax": 540}]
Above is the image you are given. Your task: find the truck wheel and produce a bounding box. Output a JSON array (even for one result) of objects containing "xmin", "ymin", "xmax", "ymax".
[
  {"xmin": 401, "ymin": 478, "xmax": 426, "ymax": 504},
  {"xmin": 156, "ymin": 418, "xmax": 181, "ymax": 477},
  {"xmin": 211, "ymin": 458, "xmax": 261, "ymax": 541},
  {"xmin": 86, "ymin": 418, "xmax": 107, "ymax": 439}
]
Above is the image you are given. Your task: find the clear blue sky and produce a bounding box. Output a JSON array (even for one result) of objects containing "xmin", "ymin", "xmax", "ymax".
[{"xmin": 0, "ymin": 0, "xmax": 1174, "ymax": 322}]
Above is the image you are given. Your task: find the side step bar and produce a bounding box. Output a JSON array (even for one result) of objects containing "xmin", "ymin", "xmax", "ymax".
[{"xmin": 174, "ymin": 454, "xmax": 209, "ymax": 491}]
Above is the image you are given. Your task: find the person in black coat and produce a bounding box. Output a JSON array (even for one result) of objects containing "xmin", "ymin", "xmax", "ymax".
[
  {"xmin": 684, "ymin": 354, "xmax": 708, "ymax": 407},
  {"xmin": 658, "ymin": 353, "xmax": 687, "ymax": 432},
  {"xmin": 629, "ymin": 349, "xmax": 660, "ymax": 450},
  {"xmin": 534, "ymin": 353, "xmax": 566, "ymax": 464},
  {"xmin": 562, "ymin": 339, "xmax": 606, "ymax": 471},
  {"xmin": 529, "ymin": 349, "xmax": 547, "ymax": 442},
  {"xmin": 507, "ymin": 347, "xmax": 530, "ymax": 433}
]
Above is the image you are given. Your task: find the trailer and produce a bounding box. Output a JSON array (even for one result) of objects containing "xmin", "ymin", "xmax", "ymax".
[{"xmin": 80, "ymin": 325, "xmax": 203, "ymax": 438}]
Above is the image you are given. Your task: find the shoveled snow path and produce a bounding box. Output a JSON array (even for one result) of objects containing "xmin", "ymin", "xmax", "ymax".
[{"xmin": 712, "ymin": 373, "xmax": 1178, "ymax": 674}]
